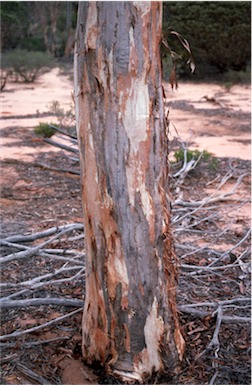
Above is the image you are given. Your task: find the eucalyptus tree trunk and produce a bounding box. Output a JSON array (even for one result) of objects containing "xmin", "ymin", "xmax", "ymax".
[{"xmin": 74, "ymin": 2, "xmax": 185, "ymax": 382}]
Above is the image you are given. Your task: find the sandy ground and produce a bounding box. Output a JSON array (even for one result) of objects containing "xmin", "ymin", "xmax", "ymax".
[
  {"xmin": 165, "ymin": 82, "xmax": 251, "ymax": 161},
  {"xmin": 0, "ymin": 68, "xmax": 251, "ymax": 385},
  {"xmin": 1, "ymin": 68, "xmax": 74, "ymax": 161},
  {"xmin": 1, "ymin": 67, "xmax": 251, "ymax": 162}
]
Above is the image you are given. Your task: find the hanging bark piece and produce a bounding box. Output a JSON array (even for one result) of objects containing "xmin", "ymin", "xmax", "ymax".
[{"xmin": 74, "ymin": 2, "xmax": 185, "ymax": 382}]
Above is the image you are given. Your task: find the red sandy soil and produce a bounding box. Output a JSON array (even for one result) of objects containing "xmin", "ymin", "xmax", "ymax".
[{"xmin": 0, "ymin": 68, "xmax": 251, "ymax": 385}]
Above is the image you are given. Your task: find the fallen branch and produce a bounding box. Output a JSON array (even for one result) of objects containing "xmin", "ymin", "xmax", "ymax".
[
  {"xmin": 178, "ymin": 306, "xmax": 250, "ymax": 323},
  {"xmin": 178, "ymin": 297, "xmax": 250, "ymax": 323},
  {"xmin": 32, "ymin": 161, "xmax": 80, "ymax": 176},
  {"xmin": 48, "ymin": 124, "xmax": 78, "ymax": 141},
  {"xmin": 0, "ymin": 353, "xmax": 18, "ymax": 364},
  {"xmin": 16, "ymin": 362, "xmax": 52, "ymax": 385},
  {"xmin": 0, "ymin": 266, "xmax": 85, "ymax": 290},
  {"xmin": 174, "ymin": 173, "xmax": 248, "ymax": 207},
  {"xmin": 0, "ymin": 297, "xmax": 83, "ymax": 309},
  {"xmin": 208, "ymin": 228, "xmax": 251, "ymax": 267},
  {"xmin": 43, "ymin": 137, "xmax": 79, "ymax": 154},
  {"xmin": 0, "ymin": 308, "xmax": 83, "ymax": 340},
  {"xmin": 0, "ymin": 336, "xmax": 70, "ymax": 348},
  {"xmin": 196, "ymin": 305, "xmax": 223, "ymax": 360},
  {"xmin": 0, "ymin": 241, "xmax": 84, "ymax": 265},
  {"xmin": 0, "ymin": 226, "xmax": 84, "ymax": 264},
  {"xmin": 1, "ymin": 223, "xmax": 84, "ymax": 244}
]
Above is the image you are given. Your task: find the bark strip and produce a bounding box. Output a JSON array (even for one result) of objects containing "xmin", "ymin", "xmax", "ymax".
[{"xmin": 74, "ymin": 2, "xmax": 184, "ymax": 381}]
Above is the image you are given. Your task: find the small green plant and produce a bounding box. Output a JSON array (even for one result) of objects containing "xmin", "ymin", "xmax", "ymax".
[
  {"xmin": 222, "ymin": 67, "xmax": 251, "ymax": 92},
  {"xmin": 47, "ymin": 100, "xmax": 76, "ymax": 132},
  {"xmin": 34, "ymin": 123, "xmax": 57, "ymax": 138},
  {"xmin": 174, "ymin": 148, "xmax": 211, "ymax": 163},
  {"xmin": 1, "ymin": 49, "xmax": 54, "ymax": 83},
  {"xmin": 173, "ymin": 148, "xmax": 218, "ymax": 172}
]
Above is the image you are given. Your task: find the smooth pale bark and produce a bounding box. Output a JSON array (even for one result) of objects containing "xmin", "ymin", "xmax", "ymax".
[{"xmin": 74, "ymin": 2, "xmax": 185, "ymax": 382}]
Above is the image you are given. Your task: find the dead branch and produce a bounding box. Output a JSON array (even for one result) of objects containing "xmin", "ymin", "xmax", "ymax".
[
  {"xmin": 1, "ymin": 158, "xmax": 80, "ymax": 177},
  {"xmin": 0, "ymin": 336, "xmax": 70, "ymax": 349},
  {"xmin": 0, "ymin": 297, "xmax": 83, "ymax": 308},
  {"xmin": 178, "ymin": 297, "xmax": 250, "ymax": 323},
  {"xmin": 16, "ymin": 362, "xmax": 52, "ymax": 385},
  {"xmin": 179, "ymin": 297, "xmax": 250, "ymax": 308},
  {"xmin": 201, "ymin": 95, "xmax": 226, "ymax": 108},
  {"xmin": 0, "ymin": 226, "xmax": 84, "ymax": 264},
  {"xmin": 173, "ymin": 146, "xmax": 204, "ymax": 180},
  {"xmin": 48, "ymin": 123, "xmax": 77, "ymax": 140},
  {"xmin": 0, "ymin": 308, "xmax": 82, "ymax": 341},
  {"xmin": 178, "ymin": 306, "xmax": 250, "ymax": 323},
  {"xmin": 2, "ymin": 223, "xmax": 83, "ymax": 243},
  {"xmin": 208, "ymin": 228, "xmax": 251, "ymax": 267},
  {"xmin": 1, "ymin": 240, "xmax": 84, "ymax": 264},
  {"xmin": 174, "ymin": 173, "xmax": 248, "ymax": 207},
  {"xmin": 196, "ymin": 305, "xmax": 222, "ymax": 360},
  {"xmin": 43, "ymin": 137, "xmax": 79, "ymax": 153},
  {"xmin": 0, "ymin": 265, "xmax": 84, "ymax": 289},
  {"xmin": 178, "ymin": 222, "xmax": 250, "ymax": 264},
  {"xmin": 209, "ymin": 371, "xmax": 219, "ymax": 385},
  {"xmin": 0, "ymin": 353, "xmax": 18, "ymax": 364},
  {"xmin": 31, "ymin": 161, "xmax": 80, "ymax": 175}
]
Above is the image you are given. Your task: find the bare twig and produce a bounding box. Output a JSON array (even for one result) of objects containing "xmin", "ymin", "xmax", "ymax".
[
  {"xmin": 1, "ymin": 244, "xmax": 84, "ymax": 266},
  {"xmin": 16, "ymin": 362, "xmax": 52, "ymax": 385},
  {"xmin": 208, "ymin": 228, "xmax": 251, "ymax": 267},
  {"xmin": 0, "ymin": 265, "xmax": 84, "ymax": 289},
  {"xmin": 0, "ymin": 353, "xmax": 18, "ymax": 364},
  {"xmin": 32, "ymin": 161, "xmax": 80, "ymax": 176},
  {"xmin": 0, "ymin": 297, "xmax": 83, "ymax": 308},
  {"xmin": 0, "ymin": 336, "xmax": 70, "ymax": 348},
  {"xmin": 174, "ymin": 173, "xmax": 248, "ymax": 207},
  {"xmin": 2, "ymin": 223, "xmax": 83, "ymax": 243},
  {"xmin": 48, "ymin": 124, "xmax": 77, "ymax": 140},
  {"xmin": 0, "ymin": 226, "xmax": 83, "ymax": 264},
  {"xmin": 178, "ymin": 297, "xmax": 250, "ymax": 323},
  {"xmin": 196, "ymin": 305, "xmax": 223, "ymax": 361},
  {"xmin": 0, "ymin": 308, "xmax": 83, "ymax": 340},
  {"xmin": 209, "ymin": 370, "xmax": 219, "ymax": 385},
  {"xmin": 43, "ymin": 137, "xmax": 79, "ymax": 153}
]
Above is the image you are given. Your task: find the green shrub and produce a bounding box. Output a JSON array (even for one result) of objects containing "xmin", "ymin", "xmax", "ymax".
[
  {"xmin": 1, "ymin": 49, "xmax": 54, "ymax": 83},
  {"xmin": 34, "ymin": 123, "xmax": 57, "ymax": 138},
  {"xmin": 0, "ymin": 69, "xmax": 9, "ymax": 91},
  {"xmin": 163, "ymin": 2, "xmax": 251, "ymax": 80},
  {"xmin": 19, "ymin": 36, "xmax": 46, "ymax": 52},
  {"xmin": 173, "ymin": 148, "xmax": 218, "ymax": 172},
  {"xmin": 47, "ymin": 100, "xmax": 76, "ymax": 131}
]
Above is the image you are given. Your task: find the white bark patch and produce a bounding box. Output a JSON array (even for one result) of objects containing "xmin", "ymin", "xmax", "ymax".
[
  {"xmin": 123, "ymin": 78, "xmax": 150, "ymax": 210},
  {"xmin": 85, "ymin": 3, "xmax": 97, "ymax": 50},
  {"xmin": 132, "ymin": 1, "xmax": 151, "ymax": 17},
  {"xmin": 138, "ymin": 181, "xmax": 154, "ymax": 226},
  {"xmin": 133, "ymin": 297, "xmax": 164, "ymax": 376},
  {"xmin": 107, "ymin": 237, "xmax": 129, "ymax": 308},
  {"xmin": 123, "ymin": 78, "xmax": 149, "ymax": 153},
  {"xmin": 143, "ymin": 297, "xmax": 164, "ymax": 370},
  {"xmin": 88, "ymin": 124, "xmax": 94, "ymax": 150}
]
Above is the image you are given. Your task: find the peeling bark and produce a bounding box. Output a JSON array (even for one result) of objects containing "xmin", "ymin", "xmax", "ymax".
[{"xmin": 74, "ymin": 2, "xmax": 184, "ymax": 382}]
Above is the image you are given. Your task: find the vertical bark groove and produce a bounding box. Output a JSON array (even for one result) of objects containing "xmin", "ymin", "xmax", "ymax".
[{"xmin": 74, "ymin": 2, "xmax": 184, "ymax": 382}]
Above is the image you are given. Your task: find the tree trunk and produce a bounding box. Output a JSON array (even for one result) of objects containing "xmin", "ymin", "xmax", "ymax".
[
  {"xmin": 48, "ymin": 3, "xmax": 60, "ymax": 56},
  {"xmin": 74, "ymin": 2, "xmax": 185, "ymax": 382},
  {"xmin": 64, "ymin": 3, "xmax": 74, "ymax": 58},
  {"xmin": 36, "ymin": 3, "xmax": 50, "ymax": 53}
]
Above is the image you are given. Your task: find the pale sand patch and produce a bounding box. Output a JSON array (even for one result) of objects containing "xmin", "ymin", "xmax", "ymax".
[{"xmin": 0, "ymin": 69, "xmax": 250, "ymax": 162}]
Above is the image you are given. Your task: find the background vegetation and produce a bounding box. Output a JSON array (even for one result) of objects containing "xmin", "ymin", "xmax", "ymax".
[
  {"xmin": 0, "ymin": 1, "xmax": 251, "ymax": 83},
  {"xmin": 162, "ymin": 1, "xmax": 251, "ymax": 82}
]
